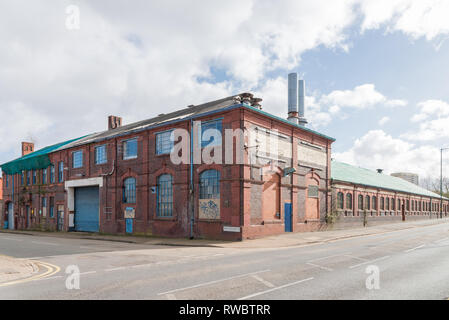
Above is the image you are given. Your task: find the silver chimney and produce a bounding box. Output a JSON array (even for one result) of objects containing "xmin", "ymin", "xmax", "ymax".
[
  {"xmin": 287, "ymin": 73, "xmax": 299, "ymax": 124},
  {"xmin": 298, "ymin": 79, "xmax": 308, "ymax": 127}
]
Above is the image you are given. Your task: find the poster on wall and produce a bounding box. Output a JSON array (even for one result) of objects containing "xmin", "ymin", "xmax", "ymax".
[{"xmin": 199, "ymin": 199, "xmax": 220, "ymax": 220}]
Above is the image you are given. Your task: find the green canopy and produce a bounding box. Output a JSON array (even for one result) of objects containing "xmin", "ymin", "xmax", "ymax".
[{"xmin": 1, "ymin": 136, "xmax": 85, "ymax": 175}]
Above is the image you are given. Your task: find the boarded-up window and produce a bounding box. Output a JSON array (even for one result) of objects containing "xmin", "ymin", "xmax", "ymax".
[{"xmin": 308, "ymin": 185, "xmax": 319, "ymax": 198}]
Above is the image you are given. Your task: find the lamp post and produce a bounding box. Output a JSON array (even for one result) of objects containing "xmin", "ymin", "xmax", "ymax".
[{"xmin": 440, "ymin": 147, "xmax": 449, "ymax": 219}]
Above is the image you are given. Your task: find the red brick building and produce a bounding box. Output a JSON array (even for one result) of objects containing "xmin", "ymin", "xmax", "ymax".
[
  {"xmin": 331, "ymin": 161, "xmax": 448, "ymax": 228},
  {"xmin": 1, "ymin": 90, "xmax": 334, "ymax": 240},
  {"xmin": 2, "ymin": 74, "xmax": 447, "ymax": 239}
]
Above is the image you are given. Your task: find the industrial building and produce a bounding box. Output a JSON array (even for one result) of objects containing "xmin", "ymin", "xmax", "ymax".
[
  {"xmin": 391, "ymin": 172, "xmax": 419, "ymax": 186},
  {"xmin": 1, "ymin": 74, "xmax": 447, "ymax": 240}
]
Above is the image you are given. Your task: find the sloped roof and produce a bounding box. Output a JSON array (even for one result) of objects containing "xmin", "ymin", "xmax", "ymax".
[
  {"xmin": 331, "ymin": 160, "xmax": 446, "ymax": 199},
  {"xmin": 0, "ymin": 136, "xmax": 87, "ymax": 175},
  {"xmin": 1, "ymin": 94, "xmax": 335, "ymax": 174}
]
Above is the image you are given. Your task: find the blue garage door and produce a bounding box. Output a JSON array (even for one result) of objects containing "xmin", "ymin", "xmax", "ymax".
[{"xmin": 75, "ymin": 186, "xmax": 99, "ymax": 232}]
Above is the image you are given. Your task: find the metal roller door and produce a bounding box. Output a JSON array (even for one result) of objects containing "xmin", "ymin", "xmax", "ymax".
[{"xmin": 75, "ymin": 186, "xmax": 99, "ymax": 232}]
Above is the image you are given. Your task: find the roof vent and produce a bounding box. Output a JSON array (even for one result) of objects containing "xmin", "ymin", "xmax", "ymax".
[
  {"xmin": 251, "ymin": 97, "xmax": 263, "ymax": 110},
  {"xmin": 187, "ymin": 104, "xmax": 195, "ymax": 108},
  {"xmin": 240, "ymin": 93, "xmax": 254, "ymax": 105},
  {"xmin": 377, "ymin": 169, "xmax": 383, "ymax": 174}
]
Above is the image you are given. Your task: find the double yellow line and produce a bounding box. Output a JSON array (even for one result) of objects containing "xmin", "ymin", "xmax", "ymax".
[{"xmin": 0, "ymin": 259, "xmax": 61, "ymax": 287}]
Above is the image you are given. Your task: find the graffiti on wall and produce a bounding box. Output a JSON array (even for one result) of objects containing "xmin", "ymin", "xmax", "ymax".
[{"xmin": 199, "ymin": 199, "xmax": 220, "ymax": 220}]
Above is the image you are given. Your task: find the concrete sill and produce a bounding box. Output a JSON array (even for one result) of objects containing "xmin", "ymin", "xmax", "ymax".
[{"xmin": 262, "ymin": 220, "xmax": 282, "ymax": 225}]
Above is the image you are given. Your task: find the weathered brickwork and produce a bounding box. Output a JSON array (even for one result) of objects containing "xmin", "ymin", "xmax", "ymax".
[{"xmin": 331, "ymin": 182, "xmax": 449, "ymax": 229}]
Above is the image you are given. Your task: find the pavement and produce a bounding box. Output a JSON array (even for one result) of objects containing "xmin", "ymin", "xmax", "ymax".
[
  {"xmin": 0, "ymin": 255, "xmax": 38, "ymax": 284},
  {"xmin": 1, "ymin": 217, "xmax": 448, "ymax": 249},
  {"xmin": 1, "ymin": 218, "xmax": 449, "ymax": 299}
]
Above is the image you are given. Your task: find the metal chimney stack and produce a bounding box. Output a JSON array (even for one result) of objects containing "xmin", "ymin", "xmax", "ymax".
[
  {"xmin": 287, "ymin": 73, "xmax": 299, "ymax": 125},
  {"xmin": 298, "ymin": 79, "xmax": 308, "ymax": 127}
]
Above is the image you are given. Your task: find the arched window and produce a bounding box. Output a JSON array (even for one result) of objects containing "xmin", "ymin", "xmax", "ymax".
[
  {"xmin": 398, "ymin": 199, "xmax": 401, "ymax": 210},
  {"xmin": 372, "ymin": 196, "xmax": 377, "ymax": 210},
  {"xmin": 391, "ymin": 198, "xmax": 395, "ymax": 211},
  {"xmin": 386, "ymin": 197, "xmax": 390, "ymax": 210},
  {"xmin": 346, "ymin": 193, "xmax": 352, "ymax": 209},
  {"xmin": 380, "ymin": 197, "xmax": 384, "ymax": 210},
  {"xmin": 199, "ymin": 170, "xmax": 220, "ymax": 199},
  {"xmin": 366, "ymin": 196, "xmax": 370, "ymax": 210},
  {"xmin": 337, "ymin": 192, "xmax": 344, "ymax": 210},
  {"xmin": 358, "ymin": 195, "xmax": 363, "ymax": 210},
  {"xmin": 157, "ymin": 174, "xmax": 173, "ymax": 217},
  {"xmin": 123, "ymin": 177, "xmax": 136, "ymax": 203}
]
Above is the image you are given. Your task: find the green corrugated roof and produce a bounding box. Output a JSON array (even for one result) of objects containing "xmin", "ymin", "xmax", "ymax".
[
  {"xmin": 331, "ymin": 161, "xmax": 447, "ymax": 199},
  {"xmin": 0, "ymin": 136, "xmax": 87, "ymax": 175}
]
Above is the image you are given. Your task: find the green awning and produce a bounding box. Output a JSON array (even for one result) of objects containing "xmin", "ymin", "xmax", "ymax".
[{"xmin": 1, "ymin": 136, "xmax": 86, "ymax": 175}]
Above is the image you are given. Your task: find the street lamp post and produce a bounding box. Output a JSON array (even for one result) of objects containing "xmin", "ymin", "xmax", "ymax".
[{"xmin": 440, "ymin": 147, "xmax": 449, "ymax": 219}]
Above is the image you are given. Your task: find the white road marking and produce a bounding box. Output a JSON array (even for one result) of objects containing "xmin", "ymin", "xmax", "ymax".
[
  {"xmin": 158, "ymin": 269, "xmax": 271, "ymax": 296},
  {"xmin": 80, "ymin": 271, "xmax": 97, "ymax": 275},
  {"xmin": 306, "ymin": 262, "xmax": 333, "ymax": 272},
  {"xmin": 238, "ymin": 277, "xmax": 314, "ymax": 300},
  {"xmin": 307, "ymin": 253, "xmax": 350, "ymax": 263},
  {"xmin": 131, "ymin": 263, "xmax": 154, "ymax": 269},
  {"xmin": 434, "ymin": 237, "xmax": 449, "ymax": 244},
  {"xmin": 349, "ymin": 256, "xmax": 391, "ymax": 269},
  {"xmin": 105, "ymin": 267, "xmax": 127, "ymax": 272},
  {"xmin": 343, "ymin": 255, "xmax": 368, "ymax": 262},
  {"xmin": 251, "ymin": 274, "xmax": 275, "ymax": 288},
  {"xmin": 31, "ymin": 241, "xmax": 59, "ymax": 246},
  {"xmin": 404, "ymin": 244, "xmax": 425, "ymax": 253},
  {"xmin": 2, "ymin": 237, "xmax": 23, "ymax": 241}
]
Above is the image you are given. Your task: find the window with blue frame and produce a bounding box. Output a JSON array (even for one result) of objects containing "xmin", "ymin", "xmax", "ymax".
[
  {"xmin": 49, "ymin": 197, "xmax": 54, "ymax": 218},
  {"xmin": 156, "ymin": 130, "xmax": 174, "ymax": 155},
  {"xmin": 26, "ymin": 171, "xmax": 31, "ymax": 185},
  {"xmin": 50, "ymin": 165, "xmax": 55, "ymax": 183},
  {"xmin": 200, "ymin": 119, "xmax": 222, "ymax": 148},
  {"xmin": 123, "ymin": 177, "xmax": 136, "ymax": 203},
  {"xmin": 123, "ymin": 138, "xmax": 138, "ymax": 160},
  {"xmin": 95, "ymin": 145, "xmax": 107, "ymax": 164},
  {"xmin": 42, "ymin": 168, "xmax": 47, "ymax": 184},
  {"xmin": 5, "ymin": 175, "xmax": 8, "ymax": 188},
  {"xmin": 199, "ymin": 170, "xmax": 220, "ymax": 199},
  {"xmin": 21, "ymin": 171, "xmax": 24, "ymax": 185},
  {"xmin": 32, "ymin": 170, "xmax": 37, "ymax": 185},
  {"xmin": 73, "ymin": 151, "xmax": 83, "ymax": 168},
  {"xmin": 42, "ymin": 197, "xmax": 47, "ymax": 216},
  {"xmin": 157, "ymin": 174, "xmax": 173, "ymax": 217},
  {"xmin": 58, "ymin": 162, "xmax": 64, "ymax": 182}
]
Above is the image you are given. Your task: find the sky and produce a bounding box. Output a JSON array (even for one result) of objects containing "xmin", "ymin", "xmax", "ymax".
[{"xmin": 1, "ymin": 0, "xmax": 449, "ymax": 180}]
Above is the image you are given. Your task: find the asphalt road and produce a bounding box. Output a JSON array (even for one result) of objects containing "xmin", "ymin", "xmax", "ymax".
[{"xmin": 1, "ymin": 222, "xmax": 449, "ymax": 300}]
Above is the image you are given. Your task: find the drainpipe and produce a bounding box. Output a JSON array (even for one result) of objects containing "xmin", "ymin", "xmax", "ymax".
[{"xmin": 189, "ymin": 119, "xmax": 194, "ymax": 239}]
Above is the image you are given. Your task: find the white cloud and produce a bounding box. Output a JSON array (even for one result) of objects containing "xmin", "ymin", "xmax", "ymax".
[
  {"xmin": 320, "ymin": 83, "xmax": 406, "ymax": 110},
  {"xmin": 360, "ymin": 0, "xmax": 449, "ymax": 41},
  {"xmin": 405, "ymin": 99, "xmax": 449, "ymax": 141},
  {"xmin": 333, "ymin": 130, "xmax": 445, "ymax": 178},
  {"xmin": 412, "ymin": 99, "xmax": 449, "ymax": 121},
  {"xmin": 385, "ymin": 99, "xmax": 408, "ymax": 107},
  {"xmin": 378, "ymin": 116, "xmax": 390, "ymax": 126},
  {"xmin": 0, "ymin": 0, "xmax": 360, "ymax": 163}
]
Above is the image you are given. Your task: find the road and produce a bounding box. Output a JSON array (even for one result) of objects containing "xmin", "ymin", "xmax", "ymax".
[{"xmin": 1, "ymin": 222, "xmax": 449, "ymax": 300}]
